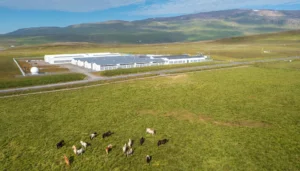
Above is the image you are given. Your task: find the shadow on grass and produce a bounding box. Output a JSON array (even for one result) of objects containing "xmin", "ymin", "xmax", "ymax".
[{"xmin": 69, "ymin": 156, "xmax": 75, "ymax": 165}]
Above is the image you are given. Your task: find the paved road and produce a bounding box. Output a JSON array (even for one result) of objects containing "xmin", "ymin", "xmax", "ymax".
[
  {"xmin": 62, "ymin": 64, "xmax": 99, "ymax": 80},
  {"xmin": 0, "ymin": 66, "xmax": 249, "ymax": 99},
  {"xmin": 0, "ymin": 56, "xmax": 299, "ymax": 94}
]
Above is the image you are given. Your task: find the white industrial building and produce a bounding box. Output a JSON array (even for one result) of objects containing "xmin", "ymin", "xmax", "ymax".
[
  {"xmin": 44, "ymin": 52, "xmax": 209, "ymax": 71},
  {"xmin": 71, "ymin": 54, "xmax": 208, "ymax": 71},
  {"xmin": 72, "ymin": 55, "xmax": 166, "ymax": 71},
  {"xmin": 155, "ymin": 55, "xmax": 208, "ymax": 65},
  {"xmin": 44, "ymin": 53, "xmax": 122, "ymax": 64}
]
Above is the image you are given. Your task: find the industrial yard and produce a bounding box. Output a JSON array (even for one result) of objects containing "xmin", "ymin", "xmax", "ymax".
[
  {"xmin": 17, "ymin": 58, "xmax": 70, "ymax": 74},
  {"xmin": 45, "ymin": 53, "xmax": 209, "ymax": 71},
  {"xmin": 13, "ymin": 53, "xmax": 209, "ymax": 78}
]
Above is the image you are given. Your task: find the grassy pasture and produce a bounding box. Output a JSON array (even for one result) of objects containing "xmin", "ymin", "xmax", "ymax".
[
  {"xmin": 0, "ymin": 30, "xmax": 299, "ymax": 88},
  {"xmin": 0, "ymin": 74, "xmax": 160, "ymax": 97},
  {"xmin": 254, "ymin": 59, "xmax": 300, "ymax": 70},
  {"xmin": 0, "ymin": 63, "xmax": 299, "ymax": 170},
  {"xmin": 0, "ymin": 73, "xmax": 86, "ymax": 89}
]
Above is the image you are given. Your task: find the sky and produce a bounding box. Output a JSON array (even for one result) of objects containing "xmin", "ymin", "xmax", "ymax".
[{"xmin": 0, "ymin": 0, "xmax": 300, "ymax": 34}]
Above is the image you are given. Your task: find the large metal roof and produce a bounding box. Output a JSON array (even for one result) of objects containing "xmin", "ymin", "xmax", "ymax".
[
  {"xmin": 74, "ymin": 55, "xmax": 165, "ymax": 66},
  {"xmin": 154, "ymin": 55, "xmax": 206, "ymax": 59}
]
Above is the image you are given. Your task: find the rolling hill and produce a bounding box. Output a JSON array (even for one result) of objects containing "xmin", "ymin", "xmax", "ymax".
[{"xmin": 2, "ymin": 9, "xmax": 300, "ymax": 45}]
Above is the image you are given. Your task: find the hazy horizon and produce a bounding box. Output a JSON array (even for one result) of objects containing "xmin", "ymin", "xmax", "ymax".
[{"xmin": 1, "ymin": 0, "xmax": 300, "ymax": 34}]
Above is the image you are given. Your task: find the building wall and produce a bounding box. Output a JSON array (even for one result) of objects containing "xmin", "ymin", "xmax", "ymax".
[
  {"xmin": 71, "ymin": 59, "xmax": 78, "ymax": 65},
  {"xmin": 167, "ymin": 57, "xmax": 207, "ymax": 65},
  {"xmin": 77, "ymin": 60, "xmax": 85, "ymax": 67},
  {"xmin": 46, "ymin": 53, "xmax": 207, "ymax": 66},
  {"xmin": 63, "ymin": 55, "xmax": 208, "ymax": 71},
  {"xmin": 84, "ymin": 62, "xmax": 92, "ymax": 69},
  {"xmin": 87, "ymin": 57, "xmax": 207, "ymax": 71}
]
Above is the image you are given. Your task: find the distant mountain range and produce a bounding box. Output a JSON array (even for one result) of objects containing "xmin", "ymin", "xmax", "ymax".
[{"xmin": 2, "ymin": 9, "xmax": 300, "ymax": 45}]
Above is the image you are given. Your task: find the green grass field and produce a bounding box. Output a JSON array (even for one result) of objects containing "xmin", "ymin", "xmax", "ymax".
[
  {"xmin": 0, "ymin": 73, "xmax": 86, "ymax": 89},
  {"xmin": 0, "ymin": 30, "xmax": 299, "ymax": 88},
  {"xmin": 254, "ymin": 59, "xmax": 300, "ymax": 70},
  {"xmin": 1, "ymin": 61, "xmax": 299, "ymax": 170}
]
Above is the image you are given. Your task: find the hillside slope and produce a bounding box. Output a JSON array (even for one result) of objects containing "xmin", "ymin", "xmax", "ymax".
[{"xmin": 2, "ymin": 9, "xmax": 300, "ymax": 45}]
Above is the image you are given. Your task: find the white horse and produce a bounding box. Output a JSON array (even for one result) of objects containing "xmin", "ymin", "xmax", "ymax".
[{"xmin": 146, "ymin": 128, "xmax": 155, "ymax": 135}]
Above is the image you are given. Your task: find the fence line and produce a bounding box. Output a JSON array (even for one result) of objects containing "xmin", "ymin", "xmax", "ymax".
[{"xmin": 13, "ymin": 58, "xmax": 26, "ymax": 76}]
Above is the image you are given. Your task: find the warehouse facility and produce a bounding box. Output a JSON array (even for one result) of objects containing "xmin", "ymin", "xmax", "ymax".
[
  {"xmin": 72, "ymin": 55, "xmax": 166, "ymax": 71},
  {"xmin": 71, "ymin": 54, "xmax": 208, "ymax": 71},
  {"xmin": 44, "ymin": 53, "xmax": 209, "ymax": 71}
]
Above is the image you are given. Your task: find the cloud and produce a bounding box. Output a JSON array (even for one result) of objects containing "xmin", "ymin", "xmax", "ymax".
[
  {"xmin": 0, "ymin": 0, "xmax": 145, "ymax": 12},
  {"xmin": 134, "ymin": 0, "xmax": 299, "ymax": 15}
]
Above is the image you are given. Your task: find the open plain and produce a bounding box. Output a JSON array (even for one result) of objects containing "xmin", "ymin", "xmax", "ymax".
[{"xmin": 1, "ymin": 60, "xmax": 299, "ymax": 170}]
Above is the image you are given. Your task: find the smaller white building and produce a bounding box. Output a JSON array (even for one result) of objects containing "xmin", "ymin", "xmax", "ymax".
[{"xmin": 158, "ymin": 55, "xmax": 208, "ymax": 65}]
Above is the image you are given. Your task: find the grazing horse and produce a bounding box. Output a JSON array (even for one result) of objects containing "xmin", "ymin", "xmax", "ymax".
[
  {"xmin": 146, "ymin": 128, "xmax": 155, "ymax": 135},
  {"xmin": 126, "ymin": 148, "xmax": 133, "ymax": 157},
  {"xmin": 140, "ymin": 137, "xmax": 145, "ymax": 145},
  {"xmin": 122, "ymin": 143, "xmax": 127, "ymax": 153},
  {"xmin": 56, "ymin": 140, "xmax": 65, "ymax": 149},
  {"xmin": 146, "ymin": 155, "xmax": 152, "ymax": 164},
  {"xmin": 157, "ymin": 139, "xmax": 169, "ymax": 146},
  {"xmin": 102, "ymin": 131, "xmax": 113, "ymax": 139},
  {"xmin": 90, "ymin": 132, "xmax": 97, "ymax": 140},
  {"xmin": 80, "ymin": 141, "xmax": 91, "ymax": 148},
  {"xmin": 64, "ymin": 155, "xmax": 70, "ymax": 166},
  {"xmin": 128, "ymin": 139, "xmax": 133, "ymax": 147},
  {"xmin": 106, "ymin": 144, "xmax": 113, "ymax": 154},
  {"xmin": 72, "ymin": 145, "xmax": 85, "ymax": 155}
]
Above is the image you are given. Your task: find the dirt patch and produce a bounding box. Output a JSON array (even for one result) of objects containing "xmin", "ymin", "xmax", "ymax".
[
  {"xmin": 139, "ymin": 110, "xmax": 158, "ymax": 116},
  {"xmin": 140, "ymin": 110, "xmax": 199, "ymax": 123},
  {"xmin": 198, "ymin": 115, "xmax": 213, "ymax": 122},
  {"xmin": 17, "ymin": 60, "xmax": 32, "ymax": 73},
  {"xmin": 213, "ymin": 120, "xmax": 270, "ymax": 127},
  {"xmin": 168, "ymin": 74, "xmax": 188, "ymax": 80},
  {"xmin": 139, "ymin": 109, "xmax": 270, "ymax": 128},
  {"xmin": 165, "ymin": 110, "xmax": 197, "ymax": 122},
  {"xmin": 153, "ymin": 74, "xmax": 191, "ymax": 87},
  {"xmin": 235, "ymin": 120, "xmax": 270, "ymax": 127},
  {"xmin": 165, "ymin": 74, "xmax": 189, "ymax": 84}
]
